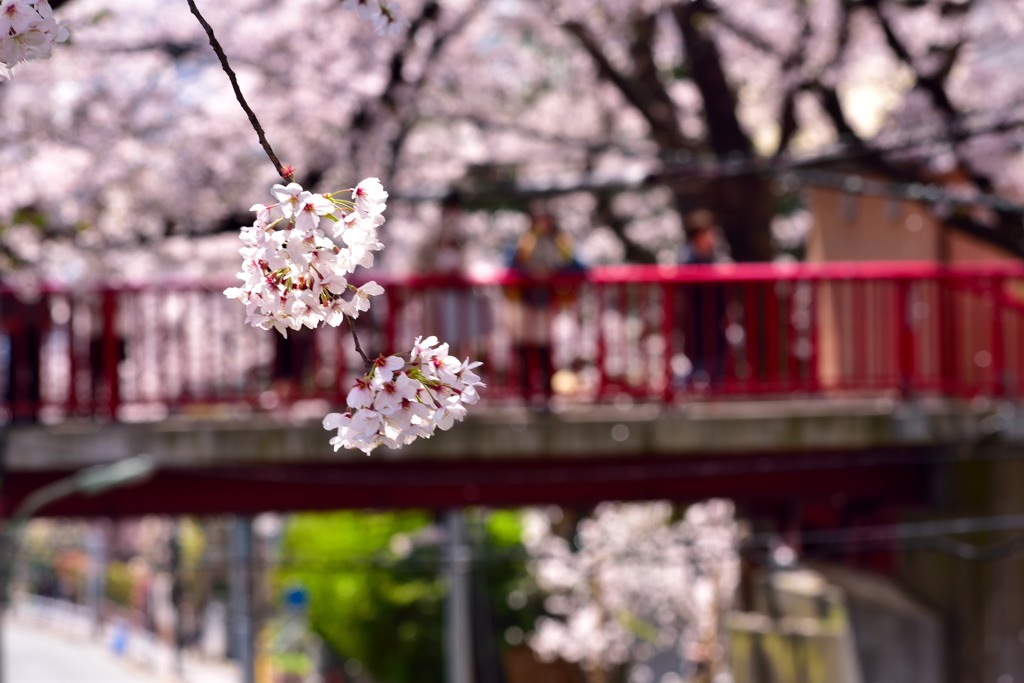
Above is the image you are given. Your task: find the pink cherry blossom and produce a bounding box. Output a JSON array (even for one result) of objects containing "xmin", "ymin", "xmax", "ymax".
[
  {"xmin": 225, "ymin": 180, "xmax": 388, "ymax": 335},
  {"xmin": 0, "ymin": 0, "xmax": 66, "ymax": 78},
  {"xmin": 352, "ymin": 177, "xmax": 388, "ymax": 218},
  {"xmin": 322, "ymin": 337, "xmax": 484, "ymax": 454}
]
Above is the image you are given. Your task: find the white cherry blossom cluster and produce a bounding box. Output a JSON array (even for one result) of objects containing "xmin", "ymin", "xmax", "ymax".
[
  {"xmin": 224, "ymin": 178, "xmax": 388, "ymax": 337},
  {"xmin": 524, "ymin": 500, "xmax": 739, "ymax": 679},
  {"xmin": 340, "ymin": 0, "xmax": 408, "ymax": 36},
  {"xmin": 323, "ymin": 336, "xmax": 484, "ymax": 454},
  {"xmin": 0, "ymin": 0, "xmax": 68, "ymax": 79}
]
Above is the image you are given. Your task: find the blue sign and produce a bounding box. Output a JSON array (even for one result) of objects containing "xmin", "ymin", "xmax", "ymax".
[{"xmin": 283, "ymin": 584, "xmax": 309, "ymax": 612}]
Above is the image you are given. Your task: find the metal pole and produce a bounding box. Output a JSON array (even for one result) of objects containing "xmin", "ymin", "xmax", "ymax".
[
  {"xmin": 86, "ymin": 522, "xmax": 106, "ymax": 637},
  {"xmin": 0, "ymin": 424, "xmax": 9, "ymax": 683},
  {"xmin": 444, "ymin": 510, "xmax": 473, "ymax": 683},
  {"xmin": 0, "ymin": 532, "xmax": 6, "ymax": 683},
  {"xmin": 169, "ymin": 520, "xmax": 184, "ymax": 679},
  {"xmin": 230, "ymin": 517, "xmax": 255, "ymax": 683}
]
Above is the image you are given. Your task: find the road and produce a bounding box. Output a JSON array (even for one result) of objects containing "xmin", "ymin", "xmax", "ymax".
[{"xmin": 4, "ymin": 618, "xmax": 238, "ymax": 683}]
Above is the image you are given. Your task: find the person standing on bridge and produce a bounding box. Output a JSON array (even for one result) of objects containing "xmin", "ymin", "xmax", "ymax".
[
  {"xmin": 678, "ymin": 209, "xmax": 730, "ymax": 390},
  {"xmin": 506, "ymin": 208, "xmax": 583, "ymax": 406}
]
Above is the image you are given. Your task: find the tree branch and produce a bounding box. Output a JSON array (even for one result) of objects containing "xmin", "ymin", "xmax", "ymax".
[
  {"xmin": 671, "ymin": 0, "xmax": 753, "ymax": 157},
  {"xmin": 713, "ymin": 11, "xmax": 782, "ymax": 58},
  {"xmin": 347, "ymin": 316, "xmax": 373, "ymax": 368},
  {"xmin": 383, "ymin": 0, "xmax": 486, "ymax": 181},
  {"xmin": 562, "ymin": 18, "xmax": 693, "ymax": 152},
  {"xmin": 864, "ymin": 0, "xmax": 962, "ymax": 121},
  {"xmin": 865, "ymin": 1, "xmax": 995, "ymax": 194},
  {"xmin": 185, "ymin": 0, "xmax": 293, "ymax": 182},
  {"xmin": 773, "ymin": 2, "xmax": 813, "ymax": 156}
]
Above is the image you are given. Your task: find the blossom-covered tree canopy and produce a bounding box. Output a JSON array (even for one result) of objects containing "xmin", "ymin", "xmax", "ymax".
[{"xmin": 3, "ymin": 0, "xmax": 1024, "ymax": 279}]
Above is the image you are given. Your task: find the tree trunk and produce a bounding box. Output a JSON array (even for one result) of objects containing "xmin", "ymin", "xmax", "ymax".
[
  {"xmin": 710, "ymin": 175, "xmax": 776, "ymax": 263},
  {"xmin": 584, "ymin": 666, "xmax": 609, "ymax": 683}
]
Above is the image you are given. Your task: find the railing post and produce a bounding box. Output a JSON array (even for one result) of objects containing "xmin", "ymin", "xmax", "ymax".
[
  {"xmin": 101, "ymin": 288, "xmax": 120, "ymax": 417},
  {"xmin": 66, "ymin": 295, "xmax": 79, "ymax": 415},
  {"xmin": 852, "ymin": 279, "xmax": 867, "ymax": 390},
  {"xmin": 896, "ymin": 278, "xmax": 915, "ymax": 398},
  {"xmin": 806, "ymin": 281, "xmax": 821, "ymax": 393},
  {"xmin": 937, "ymin": 269, "xmax": 960, "ymax": 397},
  {"xmin": 661, "ymin": 280, "xmax": 675, "ymax": 403},
  {"xmin": 991, "ymin": 275, "xmax": 1006, "ymax": 397},
  {"xmin": 615, "ymin": 282, "xmax": 627, "ymax": 394},
  {"xmin": 742, "ymin": 282, "xmax": 758, "ymax": 393},
  {"xmin": 592, "ymin": 281, "xmax": 607, "ymax": 400},
  {"xmin": 764, "ymin": 282, "xmax": 780, "ymax": 392}
]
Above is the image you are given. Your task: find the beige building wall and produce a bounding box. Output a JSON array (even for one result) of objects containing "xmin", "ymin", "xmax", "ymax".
[
  {"xmin": 804, "ymin": 185, "xmax": 1017, "ymax": 264},
  {"xmin": 804, "ymin": 186, "xmax": 939, "ymax": 262},
  {"xmin": 803, "ymin": 185, "xmax": 1018, "ymax": 390},
  {"xmin": 948, "ymin": 229, "xmax": 1020, "ymax": 264}
]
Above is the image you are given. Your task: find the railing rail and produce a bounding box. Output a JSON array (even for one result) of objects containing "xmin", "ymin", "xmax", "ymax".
[{"xmin": 2, "ymin": 261, "xmax": 1022, "ymax": 422}]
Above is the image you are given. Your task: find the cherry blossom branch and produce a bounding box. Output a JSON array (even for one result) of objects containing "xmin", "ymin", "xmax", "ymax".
[
  {"xmin": 198, "ymin": 1, "xmax": 484, "ymax": 455},
  {"xmin": 347, "ymin": 316, "xmax": 373, "ymax": 369},
  {"xmin": 185, "ymin": 0, "xmax": 293, "ymax": 182}
]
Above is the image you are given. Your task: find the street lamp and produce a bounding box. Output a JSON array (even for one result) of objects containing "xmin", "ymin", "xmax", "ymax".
[
  {"xmin": 10, "ymin": 454, "xmax": 157, "ymax": 522},
  {"xmin": 0, "ymin": 453, "xmax": 157, "ymax": 683}
]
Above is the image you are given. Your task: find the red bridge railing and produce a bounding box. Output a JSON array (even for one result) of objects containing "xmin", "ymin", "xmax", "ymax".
[{"xmin": 2, "ymin": 261, "xmax": 1023, "ymax": 422}]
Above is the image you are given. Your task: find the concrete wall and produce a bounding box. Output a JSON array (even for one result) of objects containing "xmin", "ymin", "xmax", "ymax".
[{"xmin": 893, "ymin": 448, "xmax": 1024, "ymax": 683}]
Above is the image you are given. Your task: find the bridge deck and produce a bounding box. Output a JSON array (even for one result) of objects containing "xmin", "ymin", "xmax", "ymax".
[{"xmin": 5, "ymin": 395, "xmax": 1020, "ymax": 516}]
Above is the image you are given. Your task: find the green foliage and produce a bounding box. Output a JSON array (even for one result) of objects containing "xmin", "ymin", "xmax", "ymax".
[
  {"xmin": 178, "ymin": 518, "xmax": 206, "ymax": 573},
  {"xmin": 272, "ymin": 650, "xmax": 313, "ymax": 676},
  {"xmin": 277, "ymin": 510, "xmax": 444, "ymax": 683},
  {"xmin": 176, "ymin": 518, "xmax": 209, "ymax": 602},
  {"xmin": 276, "ymin": 509, "xmax": 542, "ymax": 683},
  {"xmin": 483, "ymin": 510, "xmax": 521, "ymax": 547}
]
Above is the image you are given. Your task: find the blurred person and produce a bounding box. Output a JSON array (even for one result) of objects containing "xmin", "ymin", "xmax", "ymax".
[
  {"xmin": 681, "ymin": 209, "xmax": 730, "ymax": 266},
  {"xmin": 679, "ymin": 209, "xmax": 729, "ymax": 389},
  {"xmin": 507, "ymin": 209, "xmax": 583, "ymax": 405},
  {"xmin": 3, "ymin": 292, "xmax": 48, "ymax": 422}
]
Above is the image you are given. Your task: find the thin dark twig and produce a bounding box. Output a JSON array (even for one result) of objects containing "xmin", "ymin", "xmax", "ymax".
[
  {"xmin": 347, "ymin": 316, "xmax": 373, "ymax": 368},
  {"xmin": 185, "ymin": 0, "xmax": 293, "ymax": 182}
]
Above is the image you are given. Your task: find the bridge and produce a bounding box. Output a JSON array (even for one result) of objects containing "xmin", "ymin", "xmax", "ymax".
[{"xmin": 2, "ymin": 260, "xmax": 1023, "ymax": 519}]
